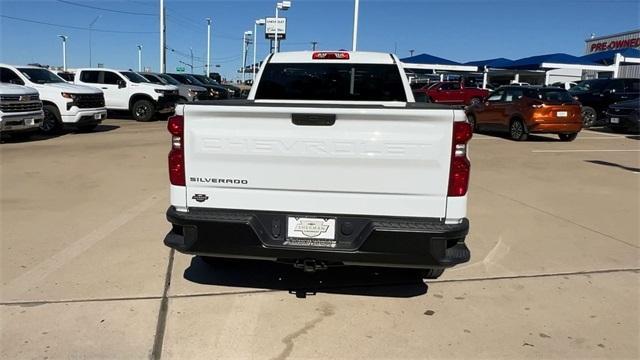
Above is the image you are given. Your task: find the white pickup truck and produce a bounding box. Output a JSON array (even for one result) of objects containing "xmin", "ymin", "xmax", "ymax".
[
  {"xmin": 164, "ymin": 51, "xmax": 472, "ymax": 278},
  {"xmin": 0, "ymin": 83, "xmax": 44, "ymax": 137},
  {"xmin": 0, "ymin": 64, "xmax": 106, "ymax": 133}
]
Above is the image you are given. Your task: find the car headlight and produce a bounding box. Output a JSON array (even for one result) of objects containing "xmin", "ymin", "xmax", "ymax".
[
  {"xmin": 209, "ymin": 89, "xmax": 219, "ymax": 96},
  {"xmin": 61, "ymin": 92, "xmax": 77, "ymax": 100},
  {"xmin": 155, "ymin": 89, "xmax": 177, "ymax": 95}
]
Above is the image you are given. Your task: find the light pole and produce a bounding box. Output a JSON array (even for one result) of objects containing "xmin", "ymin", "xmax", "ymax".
[
  {"xmin": 206, "ymin": 17, "xmax": 211, "ymax": 76},
  {"xmin": 409, "ymin": 49, "xmax": 415, "ymax": 57},
  {"xmin": 190, "ymin": 47, "xmax": 194, "ymax": 74},
  {"xmin": 352, "ymin": 0, "xmax": 359, "ymax": 51},
  {"xmin": 311, "ymin": 41, "xmax": 318, "ymax": 51},
  {"xmin": 274, "ymin": 1, "xmax": 291, "ymax": 53},
  {"xmin": 137, "ymin": 45, "xmax": 143, "ymax": 72},
  {"xmin": 254, "ymin": 18, "xmax": 265, "ymax": 81},
  {"xmin": 242, "ymin": 30, "xmax": 252, "ymax": 82},
  {"xmin": 58, "ymin": 35, "xmax": 68, "ymax": 71},
  {"xmin": 159, "ymin": 0, "xmax": 166, "ymax": 73},
  {"xmin": 89, "ymin": 15, "xmax": 101, "ymax": 67}
]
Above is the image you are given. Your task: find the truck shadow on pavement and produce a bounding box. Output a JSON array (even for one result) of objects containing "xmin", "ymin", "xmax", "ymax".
[
  {"xmin": 0, "ymin": 125, "xmax": 120, "ymax": 143},
  {"xmin": 183, "ymin": 256, "xmax": 428, "ymax": 299}
]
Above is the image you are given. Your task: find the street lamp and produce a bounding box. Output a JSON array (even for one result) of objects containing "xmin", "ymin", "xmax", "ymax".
[
  {"xmin": 254, "ymin": 18, "xmax": 266, "ymax": 81},
  {"xmin": 58, "ymin": 35, "xmax": 68, "ymax": 71},
  {"xmin": 137, "ymin": 45, "xmax": 143, "ymax": 72},
  {"xmin": 242, "ymin": 30, "xmax": 253, "ymax": 83},
  {"xmin": 206, "ymin": 18, "xmax": 211, "ymax": 76},
  {"xmin": 352, "ymin": 0, "xmax": 359, "ymax": 51},
  {"xmin": 274, "ymin": 1, "xmax": 291, "ymax": 53}
]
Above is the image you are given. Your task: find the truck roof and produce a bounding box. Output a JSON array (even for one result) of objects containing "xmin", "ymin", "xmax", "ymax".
[{"xmin": 269, "ymin": 51, "xmax": 396, "ymax": 64}]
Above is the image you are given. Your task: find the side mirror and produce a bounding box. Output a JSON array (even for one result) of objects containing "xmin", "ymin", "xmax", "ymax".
[{"xmin": 118, "ymin": 80, "xmax": 126, "ymax": 88}]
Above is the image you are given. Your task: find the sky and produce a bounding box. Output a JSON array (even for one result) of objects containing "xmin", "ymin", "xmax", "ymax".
[{"xmin": 1, "ymin": 0, "xmax": 639, "ymax": 80}]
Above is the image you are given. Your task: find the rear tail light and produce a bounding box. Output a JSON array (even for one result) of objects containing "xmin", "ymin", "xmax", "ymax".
[
  {"xmin": 312, "ymin": 52, "xmax": 350, "ymax": 60},
  {"xmin": 448, "ymin": 121, "xmax": 472, "ymax": 197},
  {"xmin": 168, "ymin": 115, "xmax": 185, "ymax": 186}
]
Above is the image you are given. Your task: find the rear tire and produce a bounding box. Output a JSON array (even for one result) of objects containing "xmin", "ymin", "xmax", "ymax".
[
  {"xmin": 467, "ymin": 113, "xmax": 477, "ymax": 131},
  {"xmin": 40, "ymin": 104, "xmax": 63, "ymax": 134},
  {"xmin": 558, "ymin": 133, "xmax": 578, "ymax": 142},
  {"xmin": 581, "ymin": 106, "xmax": 597, "ymax": 128},
  {"xmin": 418, "ymin": 269, "xmax": 444, "ymax": 279},
  {"xmin": 131, "ymin": 99, "xmax": 155, "ymax": 122},
  {"xmin": 509, "ymin": 118, "xmax": 528, "ymax": 141}
]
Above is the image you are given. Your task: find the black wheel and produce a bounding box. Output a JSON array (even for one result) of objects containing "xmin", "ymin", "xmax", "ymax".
[
  {"xmin": 40, "ymin": 104, "xmax": 63, "ymax": 134},
  {"xmin": 76, "ymin": 124, "xmax": 98, "ymax": 132},
  {"xmin": 467, "ymin": 113, "xmax": 477, "ymax": 131},
  {"xmin": 509, "ymin": 118, "xmax": 528, "ymax": 141},
  {"xmin": 418, "ymin": 268, "xmax": 444, "ymax": 279},
  {"xmin": 469, "ymin": 97, "xmax": 481, "ymax": 106},
  {"xmin": 581, "ymin": 106, "xmax": 597, "ymax": 128},
  {"xmin": 558, "ymin": 133, "xmax": 578, "ymax": 142},
  {"xmin": 131, "ymin": 99, "xmax": 155, "ymax": 122}
]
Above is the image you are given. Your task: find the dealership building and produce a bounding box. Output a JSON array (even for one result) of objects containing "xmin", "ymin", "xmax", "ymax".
[
  {"xmin": 584, "ymin": 29, "xmax": 640, "ymax": 78},
  {"xmin": 401, "ymin": 29, "xmax": 640, "ymax": 88}
]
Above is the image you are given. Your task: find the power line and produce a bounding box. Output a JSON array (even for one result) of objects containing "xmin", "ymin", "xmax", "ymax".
[
  {"xmin": 56, "ymin": 0, "xmax": 154, "ymax": 16},
  {"xmin": 0, "ymin": 15, "xmax": 158, "ymax": 34}
]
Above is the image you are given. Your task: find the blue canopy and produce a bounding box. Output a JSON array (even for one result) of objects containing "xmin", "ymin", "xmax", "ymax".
[
  {"xmin": 503, "ymin": 53, "xmax": 598, "ymax": 70},
  {"xmin": 580, "ymin": 48, "xmax": 640, "ymax": 65},
  {"xmin": 464, "ymin": 58, "xmax": 513, "ymax": 68},
  {"xmin": 400, "ymin": 53, "xmax": 461, "ymax": 65}
]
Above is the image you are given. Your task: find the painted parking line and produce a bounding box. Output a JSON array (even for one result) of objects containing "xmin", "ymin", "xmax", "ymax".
[{"xmin": 532, "ymin": 149, "xmax": 640, "ymax": 153}]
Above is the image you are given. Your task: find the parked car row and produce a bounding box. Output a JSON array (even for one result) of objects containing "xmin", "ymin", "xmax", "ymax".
[{"xmin": 1, "ymin": 64, "xmax": 237, "ymax": 138}]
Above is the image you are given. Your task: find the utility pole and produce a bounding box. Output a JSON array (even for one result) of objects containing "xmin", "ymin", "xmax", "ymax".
[
  {"xmin": 352, "ymin": 0, "xmax": 359, "ymax": 51},
  {"xmin": 137, "ymin": 45, "xmax": 143, "ymax": 72},
  {"xmin": 190, "ymin": 47, "xmax": 194, "ymax": 74},
  {"xmin": 242, "ymin": 31, "xmax": 252, "ymax": 82},
  {"xmin": 409, "ymin": 49, "xmax": 415, "ymax": 57},
  {"xmin": 58, "ymin": 35, "xmax": 68, "ymax": 71},
  {"xmin": 254, "ymin": 19, "xmax": 266, "ymax": 81},
  {"xmin": 206, "ymin": 18, "xmax": 211, "ymax": 76},
  {"xmin": 89, "ymin": 15, "xmax": 101, "ymax": 67},
  {"xmin": 159, "ymin": 0, "xmax": 166, "ymax": 73},
  {"xmin": 311, "ymin": 41, "xmax": 318, "ymax": 51}
]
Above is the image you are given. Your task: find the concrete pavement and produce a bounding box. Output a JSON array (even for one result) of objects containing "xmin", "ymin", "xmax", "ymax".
[{"xmin": 1, "ymin": 120, "xmax": 638, "ymax": 359}]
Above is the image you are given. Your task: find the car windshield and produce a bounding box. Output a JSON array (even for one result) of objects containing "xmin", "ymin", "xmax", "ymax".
[
  {"xmin": 570, "ymin": 80, "xmax": 607, "ymax": 93},
  {"xmin": 538, "ymin": 89, "xmax": 574, "ymax": 102},
  {"xmin": 183, "ymin": 74, "xmax": 206, "ymax": 86},
  {"xmin": 17, "ymin": 68, "xmax": 65, "ymax": 84},
  {"xmin": 159, "ymin": 74, "xmax": 180, "ymax": 86},
  {"xmin": 142, "ymin": 74, "xmax": 167, "ymax": 85},
  {"xmin": 122, "ymin": 71, "xmax": 150, "ymax": 83},
  {"xmin": 193, "ymin": 75, "xmax": 216, "ymax": 85}
]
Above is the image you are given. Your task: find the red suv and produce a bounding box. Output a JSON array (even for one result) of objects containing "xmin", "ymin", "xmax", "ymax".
[{"xmin": 415, "ymin": 81, "xmax": 490, "ymax": 106}]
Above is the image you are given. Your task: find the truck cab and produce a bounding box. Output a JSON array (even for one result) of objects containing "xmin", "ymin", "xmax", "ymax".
[
  {"xmin": 0, "ymin": 64, "xmax": 107, "ymax": 133},
  {"xmin": 74, "ymin": 68, "xmax": 180, "ymax": 122}
]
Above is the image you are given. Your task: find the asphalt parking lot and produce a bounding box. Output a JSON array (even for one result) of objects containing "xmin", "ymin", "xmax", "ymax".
[{"xmin": 1, "ymin": 120, "xmax": 638, "ymax": 359}]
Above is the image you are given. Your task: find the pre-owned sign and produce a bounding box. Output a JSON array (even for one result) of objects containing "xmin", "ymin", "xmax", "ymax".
[
  {"xmin": 589, "ymin": 37, "xmax": 640, "ymax": 53},
  {"xmin": 265, "ymin": 17, "xmax": 286, "ymax": 40}
]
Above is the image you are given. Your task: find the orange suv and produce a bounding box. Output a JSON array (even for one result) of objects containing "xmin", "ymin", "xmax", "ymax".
[{"xmin": 466, "ymin": 86, "xmax": 583, "ymax": 141}]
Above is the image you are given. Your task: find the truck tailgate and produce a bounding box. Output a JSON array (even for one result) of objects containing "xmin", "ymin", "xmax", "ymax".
[{"xmin": 183, "ymin": 104, "xmax": 454, "ymax": 218}]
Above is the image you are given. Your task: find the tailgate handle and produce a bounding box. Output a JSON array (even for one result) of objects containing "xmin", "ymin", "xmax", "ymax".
[{"xmin": 291, "ymin": 113, "xmax": 336, "ymax": 126}]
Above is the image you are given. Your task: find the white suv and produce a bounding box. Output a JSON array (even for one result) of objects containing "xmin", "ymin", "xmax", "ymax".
[
  {"xmin": 75, "ymin": 69, "xmax": 179, "ymax": 122},
  {"xmin": 0, "ymin": 64, "xmax": 107, "ymax": 133}
]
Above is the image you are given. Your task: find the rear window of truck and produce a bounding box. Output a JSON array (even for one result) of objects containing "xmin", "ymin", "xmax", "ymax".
[{"xmin": 255, "ymin": 63, "xmax": 407, "ymax": 101}]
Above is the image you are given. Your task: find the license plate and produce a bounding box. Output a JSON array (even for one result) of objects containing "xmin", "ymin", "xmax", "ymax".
[
  {"xmin": 610, "ymin": 117, "xmax": 620, "ymax": 124},
  {"xmin": 557, "ymin": 111, "xmax": 568, "ymax": 117},
  {"xmin": 24, "ymin": 118, "xmax": 35, "ymax": 126},
  {"xmin": 285, "ymin": 217, "xmax": 336, "ymax": 247},
  {"xmin": 94, "ymin": 113, "xmax": 102, "ymax": 120}
]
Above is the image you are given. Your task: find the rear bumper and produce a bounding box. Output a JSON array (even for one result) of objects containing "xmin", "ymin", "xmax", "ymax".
[
  {"xmin": 528, "ymin": 121, "xmax": 582, "ymax": 133},
  {"xmin": 164, "ymin": 206, "xmax": 470, "ymax": 269},
  {"xmin": 606, "ymin": 112, "xmax": 639, "ymax": 132}
]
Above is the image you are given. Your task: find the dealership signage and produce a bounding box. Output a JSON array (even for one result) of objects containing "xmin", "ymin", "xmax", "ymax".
[
  {"xmin": 265, "ymin": 17, "xmax": 286, "ymax": 40},
  {"xmin": 589, "ymin": 37, "xmax": 640, "ymax": 53}
]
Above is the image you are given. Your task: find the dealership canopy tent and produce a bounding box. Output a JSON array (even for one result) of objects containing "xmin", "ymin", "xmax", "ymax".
[
  {"xmin": 400, "ymin": 53, "xmax": 478, "ymax": 72},
  {"xmin": 501, "ymin": 53, "xmax": 607, "ymax": 71},
  {"xmin": 464, "ymin": 58, "xmax": 514, "ymax": 68}
]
